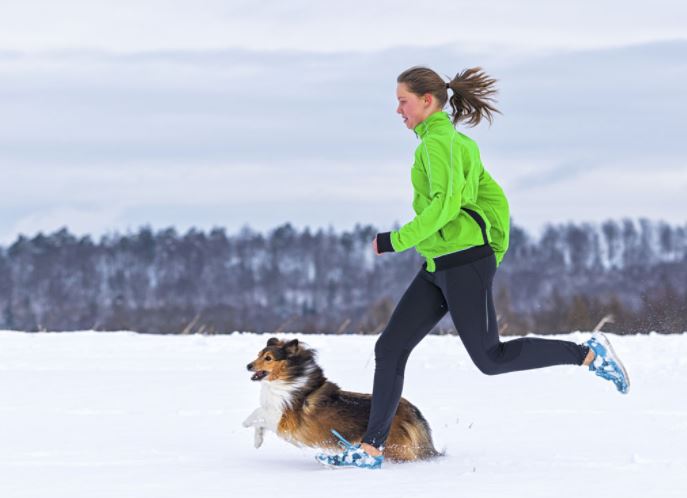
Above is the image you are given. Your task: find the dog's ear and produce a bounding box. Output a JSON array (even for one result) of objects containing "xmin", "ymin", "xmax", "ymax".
[
  {"xmin": 284, "ymin": 339, "xmax": 299, "ymax": 355},
  {"xmin": 266, "ymin": 337, "xmax": 281, "ymax": 346}
]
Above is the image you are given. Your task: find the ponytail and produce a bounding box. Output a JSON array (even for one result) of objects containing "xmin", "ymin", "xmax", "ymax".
[{"xmin": 397, "ymin": 66, "xmax": 502, "ymax": 127}]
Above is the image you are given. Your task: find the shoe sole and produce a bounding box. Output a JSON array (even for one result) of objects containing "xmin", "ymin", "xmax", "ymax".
[
  {"xmin": 317, "ymin": 461, "xmax": 380, "ymax": 470},
  {"xmin": 315, "ymin": 456, "xmax": 381, "ymax": 470},
  {"xmin": 594, "ymin": 332, "xmax": 631, "ymax": 394}
]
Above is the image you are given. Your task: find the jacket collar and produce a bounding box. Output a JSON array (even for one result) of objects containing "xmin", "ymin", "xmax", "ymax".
[{"xmin": 414, "ymin": 111, "xmax": 452, "ymax": 139}]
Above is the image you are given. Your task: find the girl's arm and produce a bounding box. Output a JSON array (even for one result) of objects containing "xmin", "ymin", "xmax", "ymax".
[{"xmin": 377, "ymin": 137, "xmax": 462, "ymax": 253}]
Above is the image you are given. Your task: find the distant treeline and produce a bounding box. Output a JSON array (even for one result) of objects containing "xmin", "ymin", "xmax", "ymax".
[{"xmin": 0, "ymin": 218, "xmax": 685, "ymax": 335}]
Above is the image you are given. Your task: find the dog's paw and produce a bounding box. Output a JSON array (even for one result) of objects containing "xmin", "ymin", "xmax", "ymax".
[
  {"xmin": 242, "ymin": 417, "xmax": 253, "ymax": 428},
  {"xmin": 254, "ymin": 427, "xmax": 265, "ymax": 448}
]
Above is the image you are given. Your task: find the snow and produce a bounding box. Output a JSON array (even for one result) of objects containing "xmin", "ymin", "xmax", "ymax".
[{"xmin": 1, "ymin": 330, "xmax": 685, "ymax": 497}]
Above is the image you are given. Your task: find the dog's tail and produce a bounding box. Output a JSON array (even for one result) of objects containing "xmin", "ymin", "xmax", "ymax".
[{"xmin": 405, "ymin": 406, "xmax": 444, "ymax": 460}]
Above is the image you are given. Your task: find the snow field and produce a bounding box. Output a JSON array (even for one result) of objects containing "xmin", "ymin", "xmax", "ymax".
[{"xmin": 0, "ymin": 331, "xmax": 685, "ymax": 498}]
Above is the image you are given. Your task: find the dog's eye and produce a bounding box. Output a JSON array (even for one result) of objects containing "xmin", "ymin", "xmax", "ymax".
[{"xmin": 265, "ymin": 356, "xmax": 272, "ymax": 361}]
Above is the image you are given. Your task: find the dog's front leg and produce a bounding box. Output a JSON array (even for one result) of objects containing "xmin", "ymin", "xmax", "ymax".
[
  {"xmin": 253, "ymin": 426, "xmax": 265, "ymax": 448},
  {"xmin": 243, "ymin": 408, "xmax": 266, "ymax": 448},
  {"xmin": 242, "ymin": 407, "xmax": 262, "ymax": 428}
]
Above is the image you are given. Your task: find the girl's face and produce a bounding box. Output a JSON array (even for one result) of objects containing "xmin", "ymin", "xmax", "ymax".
[{"xmin": 396, "ymin": 82, "xmax": 437, "ymax": 130}]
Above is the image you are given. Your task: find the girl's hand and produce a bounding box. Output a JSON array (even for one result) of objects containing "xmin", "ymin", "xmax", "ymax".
[{"xmin": 372, "ymin": 237, "xmax": 380, "ymax": 255}]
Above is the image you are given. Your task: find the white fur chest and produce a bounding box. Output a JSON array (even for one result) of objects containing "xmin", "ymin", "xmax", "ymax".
[{"xmin": 258, "ymin": 380, "xmax": 295, "ymax": 432}]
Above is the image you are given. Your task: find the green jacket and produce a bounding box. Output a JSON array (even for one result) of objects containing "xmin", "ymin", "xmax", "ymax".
[{"xmin": 378, "ymin": 111, "xmax": 510, "ymax": 272}]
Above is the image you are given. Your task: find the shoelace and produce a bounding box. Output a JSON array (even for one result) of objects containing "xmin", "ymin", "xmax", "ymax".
[
  {"xmin": 319, "ymin": 429, "xmax": 383, "ymax": 468},
  {"xmin": 590, "ymin": 356, "xmax": 625, "ymax": 388},
  {"xmin": 331, "ymin": 429, "xmax": 355, "ymax": 451},
  {"xmin": 587, "ymin": 338, "xmax": 623, "ymax": 383}
]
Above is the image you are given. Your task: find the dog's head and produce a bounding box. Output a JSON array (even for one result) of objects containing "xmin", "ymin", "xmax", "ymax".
[{"xmin": 246, "ymin": 337, "xmax": 315, "ymax": 382}]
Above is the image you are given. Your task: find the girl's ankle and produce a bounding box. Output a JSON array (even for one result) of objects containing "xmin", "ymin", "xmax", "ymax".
[
  {"xmin": 582, "ymin": 347, "xmax": 596, "ymax": 366},
  {"xmin": 360, "ymin": 442, "xmax": 382, "ymax": 456}
]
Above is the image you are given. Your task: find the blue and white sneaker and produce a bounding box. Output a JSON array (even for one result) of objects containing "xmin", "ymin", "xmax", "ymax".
[
  {"xmin": 315, "ymin": 429, "xmax": 384, "ymax": 470},
  {"xmin": 585, "ymin": 332, "xmax": 630, "ymax": 394}
]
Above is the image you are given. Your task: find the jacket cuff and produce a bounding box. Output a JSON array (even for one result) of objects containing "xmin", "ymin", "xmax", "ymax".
[{"xmin": 376, "ymin": 232, "xmax": 395, "ymax": 253}]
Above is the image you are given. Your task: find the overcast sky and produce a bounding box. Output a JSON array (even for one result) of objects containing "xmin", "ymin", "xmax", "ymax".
[{"xmin": 0, "ymin": 1, "xmax": 685, "ymax": 244}]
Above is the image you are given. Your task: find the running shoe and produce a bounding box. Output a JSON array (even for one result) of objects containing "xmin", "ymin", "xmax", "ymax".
[
  {"xmin": 585, "ymin": 332, "xmax": 630, "ymax": 394},
  {"xmin": 315, "ymin": 429, "xmax": 384, "ymax": 469}
]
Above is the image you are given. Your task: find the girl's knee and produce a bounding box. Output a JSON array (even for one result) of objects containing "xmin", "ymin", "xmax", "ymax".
[
  {"xmin": 474, "ymin": 360, "xmax": 502, "ymax": 376},
  {"xmin": 469, "ymin": 347, "xmax": 505, "ymax": 376}
]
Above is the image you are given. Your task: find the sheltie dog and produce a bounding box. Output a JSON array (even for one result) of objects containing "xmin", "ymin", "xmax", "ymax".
[{"xmin": 243, "ymin": 337, "xmax": 440, "ymax": 462}]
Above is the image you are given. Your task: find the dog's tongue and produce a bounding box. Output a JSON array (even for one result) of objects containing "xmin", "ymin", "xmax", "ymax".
[{"xmin": 251, "ymin": 371, "xmax": 267, "ymax": 381}]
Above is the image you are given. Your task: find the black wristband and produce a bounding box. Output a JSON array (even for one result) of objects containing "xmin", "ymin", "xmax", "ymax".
[{"xmin": 376, "ymin": 232, "xmax": 395, "ymax": 253}]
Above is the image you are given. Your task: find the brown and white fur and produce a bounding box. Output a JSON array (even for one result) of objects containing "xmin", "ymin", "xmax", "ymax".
[{"xmin": 243, "ymin": 337, "xmax": 441, "ymax": 462}]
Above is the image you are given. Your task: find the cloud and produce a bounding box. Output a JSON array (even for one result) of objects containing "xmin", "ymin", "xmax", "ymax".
[
  {"xmin": 0, "ymin": 1, "xmax": 685, "ymax": 53},
  {"xmin": 506, "ymin": 164, "xmax": 687, "ymax": 239},
  {"xmin": 1, "ymin": 40, "xmax": 685, "ymax": 166},
  {"xmin": 6, "ymin": 204, "xmax": 126, "ymax": 244},
  {"xmin": 513, "ymin": 161, "xmax": 590, "ymax": 190},
  {"xmin": 0, "ymin": 159, "xmax": 414, "ymax": 244},
  {"xmin": 0, "ymin": 40, "xmax": 685, "ymax": 243}
]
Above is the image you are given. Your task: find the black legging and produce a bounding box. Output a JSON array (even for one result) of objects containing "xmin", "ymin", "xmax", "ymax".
[{"xmin": 361, "ymin": 246, "xmax": 588, "ymax": 449}]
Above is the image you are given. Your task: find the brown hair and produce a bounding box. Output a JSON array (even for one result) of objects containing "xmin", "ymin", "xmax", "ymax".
[{"xmin": 397, "ymin": 66, "xmax": 502, "ymax": 127}]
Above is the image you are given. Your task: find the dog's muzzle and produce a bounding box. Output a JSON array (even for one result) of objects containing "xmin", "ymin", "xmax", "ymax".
[{"xmin": 246, "ymin": 362, "xmax": 268, "ymax": 381}]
